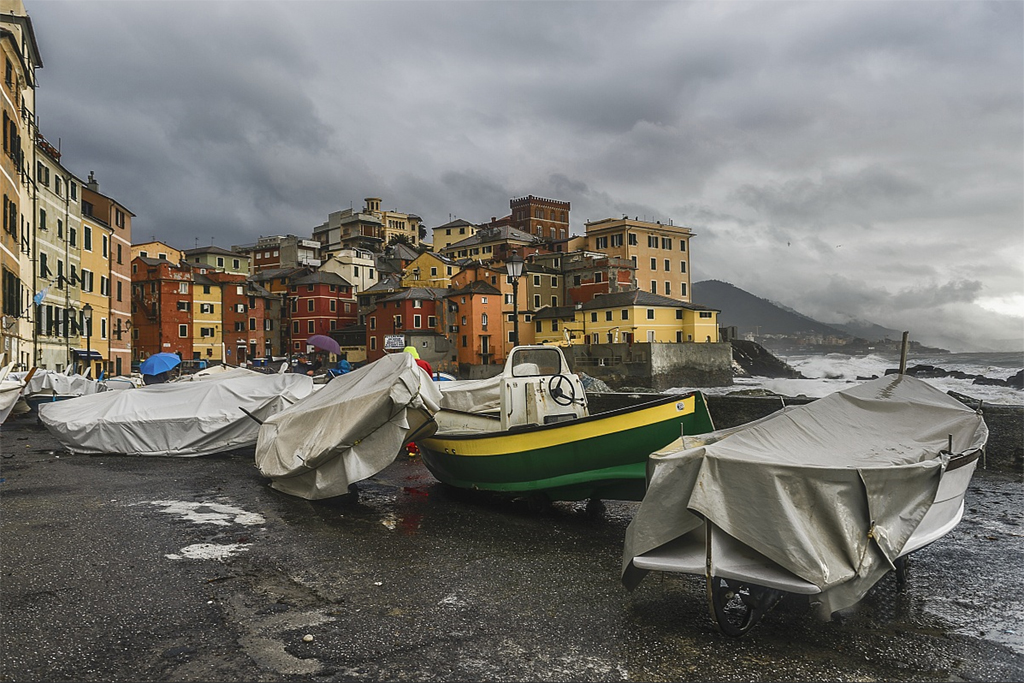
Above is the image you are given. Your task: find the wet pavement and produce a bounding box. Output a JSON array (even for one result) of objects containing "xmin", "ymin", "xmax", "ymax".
[{"xmin": 2, "ymin": 416, "xmax": 1023, "ymax": 682}]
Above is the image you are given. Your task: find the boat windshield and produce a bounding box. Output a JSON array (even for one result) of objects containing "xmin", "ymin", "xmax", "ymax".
[{"xmin": 511, "ymin": 348, "xmax": 562, "ymax": 377}]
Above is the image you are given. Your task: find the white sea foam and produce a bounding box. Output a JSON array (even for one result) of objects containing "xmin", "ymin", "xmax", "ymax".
[{"xmin": 669, "ymin": 351, "xmax": 1023, "ymax": 406}]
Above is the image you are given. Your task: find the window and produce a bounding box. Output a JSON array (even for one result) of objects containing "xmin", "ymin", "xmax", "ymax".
[
  {"xmin": 605, "ymin": 311, "xmax": 613, "ymax": 321},
  {"xmin": 680, "ymin": 261, "xmax": 686, "ymax": 273},
  {"xmin": 590, "ymin": 312, "xmax": 598, "ymax": 323},
  {"xmin": 69, "ymin": 227, "xmax": 76, "ymax": 247},
  {"xmin": 101, "ymin": 276, "xmax": 110, "ymax": 297},
  {"xmin": 664, "ymin": 259, "xmax": 670, "ymax": 272},
  {"xmin": 533, "ymin": 294, "xmax": 540, "ymax": 308},
  {"xmin": 621, "ymin": 309, "xmax": 629, "ymax": 320},
  {"xmin": 233, "ymin": 259, "xmax": 240, "ymax": 269},
  {"xmin": 699, "ymin": 311, "xmax": 713, "ymax": 318},
  {"xmin": 628, "ymin": 233, "xmax": 637, "ymax": 246},
  {"xmin": 677, "ymin": 331, "xmax": 683, "ymax": 343},
  {"xmin": 680, "ymin": 283, "xmax": 687, "ymax": 297},
  {"xmin": 200, "ymin": 303, "xmax": 213, "ymax": 314},
  {"xmin": 369, "ymin": 317, "xmax": 376, "ymax": 330},
  {"xmin": 115, "ymin": 209, "xmax": 125, "ymax": 228},
  {"xmin": 370, "ymin": 337, "xmax": 377, "ymax": 350},
  {"xmin": 461, "ymin": 335, "xmax": 467, "ymax": 347},
  {"xmin": 594, "ymin": 272, "xmax": 603, "ymax": 284},
  {"xmin": 650, "ymin": 258, "xmax": 657, "ymax": 270},
  {"xmin": 217, "ymin": 257, "xmax": 224, "ymax": 267},
  {"xmin": 116, "ymin": 281, "xmax": 122, "ymax": 302},
  {"xmin": 70, "ymin": 182, "xmax": 77, "ymax": 201},
  {"xmin": 307, "ymin": 300, "xmax": 314, "ymax": 312},
  {"xmin": 646, "ymin": 309, "xmax": 655, "ymax": 319},
  {"xmin": 102, "ymin": 235, "xmax": 109, "ymax": 258},
  {"xmin": 292, "ymin": 321, "xmax": 299, "ymax": 333},
  {"xmin": 651, "ymin": 281, "xmax": 657, "ymax": 294},
  {"xmin": 394, "ymin": 315, "xmax": 402, "ymax": 328},
  {"xmin": 330, "ymin": 299, "xmax": 336, "ymax": 312},
  {"xmin": 178, "ymin": 283, "xmax": 188, "ymax": 294},
  {"xmin": 680, "ymin": 241, "xmax": 686, "ymax": 252},
  {"xmin": 648, "ymin": 235, "xmax": 658, "ymax": 248},
  {"xmin": 430, "ymin": 267, "xmax": 437, "ymax": 276},
  {"xmin": 413, "ymin": 314, "xmax": 421, "ymax": 328},
  {"xmin": 83, "ymin": 226, "xmax": 92, "ymax": 251},
  {"xmin": 39, "ymin": 208, "xmax": 46, "ymax": 230},
  {"xmin": 481, "ymin": 297, "xmax": 488, "ymax": 304},
  {"xmin": 413, "ymin": 300, "xmax": 422, "ymax": 308},
  {"xmin": 665, "ymin": 282, "xmax": 671, "ymax": 295},
  {"xmin": 662, "ymin": 238, "xmax": 672, "ymax": 250},
  {"xmin": 202, "ymin": 285, "xmax": 211, "ymax": 295},
  {"xmin": 481, "ymin": 313, "xmax": 488, "ymax": 329},
  {"xmin": 179, "ymin": 324, "xmax": 188, "ymax": 337},
  {"xmin": 308, "ymin": 321, "xmax": 315, "ymax": 334},
  {"xmin": 177, "ymin": 301, "xmax": 190, "ymax": 311},
  {"xmin": 611, "ymin": 234, "xmax": 623, "ymax": 247},
  {"xmin": 550, "ymin": 296, "xmax": 557, "ymax": 307},
  {"xmin": 551, "ymin": 320, "xmax": 559, "ymax": 332},
  {"xmin": 535, "ymin": 320, "xmax": 542, "ymax": 332},
  {"xmin": 249, "ymin": 318, "xmax": 257, "ymax": 330},
  {"xmin": 595, "ymin": 236, "xmax": 608, "ymax": 250}
]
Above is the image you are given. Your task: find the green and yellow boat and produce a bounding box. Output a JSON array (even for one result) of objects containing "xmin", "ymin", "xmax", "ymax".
[{"xmin": 416, "ymin": 346, "xmax": 714, "ymax": 504}]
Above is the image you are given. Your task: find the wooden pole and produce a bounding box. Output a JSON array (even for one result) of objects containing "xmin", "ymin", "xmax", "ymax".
[{"xmin": 899, "ymin": 331, "xmax": 910, "ymax": 374}]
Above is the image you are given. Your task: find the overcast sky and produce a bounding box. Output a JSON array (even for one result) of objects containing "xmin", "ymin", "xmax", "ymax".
[{"xmin": 25, "ymin": 0, "xmax": 1024, "ymax": 352}]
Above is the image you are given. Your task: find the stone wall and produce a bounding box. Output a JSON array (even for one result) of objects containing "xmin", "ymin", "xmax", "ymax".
[{"xmin": 564, "ymin": 342, "xmax": 733, "ymax": 391}]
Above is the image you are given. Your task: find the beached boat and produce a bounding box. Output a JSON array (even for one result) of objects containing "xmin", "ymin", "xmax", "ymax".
[
  {"xmin": 416, "ymin": 345, "xmax": 715, "ymax": 505},
  {"xmin": 255, "ymin": 352, "xmax": 443, "ymax": 500},
  {"xmin": 622, "ymin": 373, "xmax": 989, "ymax": 636},
  {"xmin": 0, "ymin": 358, "xmax": 26, "ymax": 424},
  {"xmin": 39, "ymin": 372, "xmax": 315, "ymax": 457}
]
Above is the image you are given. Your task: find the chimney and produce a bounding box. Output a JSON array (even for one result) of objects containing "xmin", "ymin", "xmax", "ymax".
[{"xmin": 86, "ymin": 171, "xmax": 99, "ymax": 192}]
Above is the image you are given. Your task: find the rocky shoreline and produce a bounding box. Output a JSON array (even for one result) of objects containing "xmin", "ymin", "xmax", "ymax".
[{"xmin": 883, "ymin": 364, "xmax": 1024, "ymax": 389}]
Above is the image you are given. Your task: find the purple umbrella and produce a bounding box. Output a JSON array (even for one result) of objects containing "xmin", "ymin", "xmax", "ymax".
[{"xmin": 307, "ymin": 334, "xmax": 341, "ymax": 355}]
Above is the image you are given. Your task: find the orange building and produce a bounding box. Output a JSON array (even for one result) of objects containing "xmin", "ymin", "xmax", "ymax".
[{"xmin": 447, "ymin": 271, "xmax": 504, "ymax": 368}]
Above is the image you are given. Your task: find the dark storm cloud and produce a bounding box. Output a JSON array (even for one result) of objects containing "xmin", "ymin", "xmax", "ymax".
[{"xmin": 24, "ymin": 0, "xmax": 1022, "ymax": 350}]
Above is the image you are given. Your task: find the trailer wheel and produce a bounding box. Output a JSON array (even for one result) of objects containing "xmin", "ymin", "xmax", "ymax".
[{"xmin": 707, "ymin": 576, "xmax": 781, "ymax": 637}]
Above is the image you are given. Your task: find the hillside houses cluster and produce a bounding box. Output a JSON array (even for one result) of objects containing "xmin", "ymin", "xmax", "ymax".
[{"xmin": 0, "ymin": 3, "xmax": 720, "ymax": 379}]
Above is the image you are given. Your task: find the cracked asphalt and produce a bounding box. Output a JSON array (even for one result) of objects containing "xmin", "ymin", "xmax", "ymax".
[{"xmin": 2, "ymin": 415, "xmax": 1022, "ymax": 682}]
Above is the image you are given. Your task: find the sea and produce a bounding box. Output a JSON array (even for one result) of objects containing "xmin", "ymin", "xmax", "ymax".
[{"xmin": 670, "ymin": 351, "xmax": 1024, "ymax": 406}]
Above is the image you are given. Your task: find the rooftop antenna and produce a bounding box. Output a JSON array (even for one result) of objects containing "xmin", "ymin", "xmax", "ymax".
[{"xmin": 195, "ymin": 237, "xmax": 199, "ymax": 248}]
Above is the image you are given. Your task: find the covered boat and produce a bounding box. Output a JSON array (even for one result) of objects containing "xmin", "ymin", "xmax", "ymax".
[
  {"xmin": 39, "ymin": 372, "xmax": 314, "ymax": 457},
  {"xmin": 622, "ymin": 373, "xmax": 988, "ymax": 635},
  {"xmin": 416, "ymin": 345, "xmax": 715, "ymax": 505},
  {"xmin": 0, "ymin": 359, "xmax": 25, "ymax": 424},
  {"xmin": 255, "ymin": 352, "xmax": 443, "ymax": 500}
]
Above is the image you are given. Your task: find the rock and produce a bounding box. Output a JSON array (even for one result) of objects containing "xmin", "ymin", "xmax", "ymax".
[
  {"xmin": 730, "ymin": 340, "xmax": 804, "ymax": 379},
  {"xmin": 576, "ymin": 372, "xmax": 612, "ymax": 393},
  {"xmin": 1006, "ymin": 370, "xmax": 1024, "ymax": 389}
]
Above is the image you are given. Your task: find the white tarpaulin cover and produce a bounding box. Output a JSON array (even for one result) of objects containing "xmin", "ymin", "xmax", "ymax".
[
  {"xmin": 39, "ymin": 373, "xmax": 314, "ymax": 457},
  {"xmin": 436, "ymin": 374, "xmax": 502, "ymax": 413},
  {"xmin": 17, "ymin": 369, "xmax": 103, "ymax": 397},
  {"xmin": 622, "ymin": 374, "xmax": 989, "ymax": 616},
  {"xmin": 256, "ymin": 353, "xmax": 443, "ymax": 500}
]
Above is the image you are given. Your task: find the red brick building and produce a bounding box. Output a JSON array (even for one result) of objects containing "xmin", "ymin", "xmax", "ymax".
[
  {"xmin": 285, "ymin": 271, "xmax": 357, "ymax": 356},
  {"xmin": 130, "ymin": 255, "xmax": 194, "ymax": 361},
  {"xmin": 509, "ymin": 195, "xmax": 570, "ymax": 242},
  {"xmin": 364, "ymin": 287, "xmax": 446, "ymax": 362},
  {"xmin": 207, "ymin": 271, "xmax": 275, "ymax": 364}
]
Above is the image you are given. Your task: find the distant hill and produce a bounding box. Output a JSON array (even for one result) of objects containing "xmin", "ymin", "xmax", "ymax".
[
  {"xmin": 692, "ymin": 280, "xmax": 851, "ymax": 338},
  {"xmin": 829, "ymin": 319, "xmax": 904, "ymax": 343}
]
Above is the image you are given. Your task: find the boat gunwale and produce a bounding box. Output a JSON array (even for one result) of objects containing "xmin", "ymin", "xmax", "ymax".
[{"xmin": 424, "ymin": 390, "xmax": 704, "ymax": 442}]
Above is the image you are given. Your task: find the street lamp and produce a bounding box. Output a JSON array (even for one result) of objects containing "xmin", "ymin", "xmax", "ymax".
[
  {"xmin": 506, "ymin": 251, "xmax": 525, "ymax": 347},
  {"xmin": 82, "ymin": 303, "xmax": 93, "ymax": 378}
]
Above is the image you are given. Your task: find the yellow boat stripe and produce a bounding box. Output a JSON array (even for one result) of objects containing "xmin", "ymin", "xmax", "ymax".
[{"xmin": 422, "ymin": 395, "xmax": 695, "ymax": 457}]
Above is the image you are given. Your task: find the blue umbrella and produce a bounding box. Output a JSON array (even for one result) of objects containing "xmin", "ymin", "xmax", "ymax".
[{"xmin": 139, "ymin": 352, "xmax": 182, "ymax": 376}]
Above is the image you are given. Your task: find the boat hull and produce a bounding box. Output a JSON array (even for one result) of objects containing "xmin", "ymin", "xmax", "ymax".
[{"xmin": 417, "ymin": 392, "xmax": 714, "ymax": 501}]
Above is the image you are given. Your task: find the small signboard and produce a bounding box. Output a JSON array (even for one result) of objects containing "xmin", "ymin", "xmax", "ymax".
[{"xmin": 384, "ymin": 334, "xmax": 406, "ymax": 351}]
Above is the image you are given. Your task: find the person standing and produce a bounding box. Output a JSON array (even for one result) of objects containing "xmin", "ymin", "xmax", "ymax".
[{"xmin": 403, "ymin": 346, "xmax": 433, "ymax": 377}]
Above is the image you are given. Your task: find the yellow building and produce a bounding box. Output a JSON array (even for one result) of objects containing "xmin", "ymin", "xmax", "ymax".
[
  {"xmin": 1, "ymin": 1, "xmax": 42, "ymax": 371},
  {"xmin": 534, "ymin": 290, "xmax": 718, "ymax": 346},
  {"xmin": 132, "ymin": 240, "xmax": 183, "ymax": 264},
  {"xmin": 431, "ymin": 219, "xmax": 477, "ymax": 253},
  {"xmin": 584, "ymin": 217, "xmax": 694, "ymax": 301},
  {"xmin": 192, "ymin": 272, "xmax": 222, "ymax": 362},
  {"xmin": 401, "ymin": 251, "xmax": 456, "ymax": 289},
  {"xmin": 78, "ymin": 204, "xmax": 112, "ymax": 377},
  {"xmin": 364, "ymin": 197, "xmax": 422, "ymax": 248}
]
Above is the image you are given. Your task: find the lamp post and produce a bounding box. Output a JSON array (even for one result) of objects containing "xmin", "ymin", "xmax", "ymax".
[
  {"xmin": 82, "ymin": 303, "xmax": 93, "ymax": 378},
  {"xmin": 506, "ymin": 251, "xmax": 525, "ymax": 347}
]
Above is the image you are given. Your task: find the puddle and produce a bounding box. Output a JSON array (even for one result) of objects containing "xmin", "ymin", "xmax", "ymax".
[{"xmin": 166, "ymin": 542, "xmax": 251, "ymax": 561}]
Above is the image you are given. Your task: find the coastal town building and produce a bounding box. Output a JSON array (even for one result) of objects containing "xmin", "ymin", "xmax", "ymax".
[
  {"xmin": 364, "ymin": 286, "xmax": 446, "ymax": 363},
  {"xmin": 231, "ymin": 235, "xmax": 321, "ymax": 274},
  {"xmin": 318, "ymin": 247, "xmax": 377, "ymax": 295},
  {"xmin": 534, "ymin": 290, "xmax": 719, "ymax": 346},
  {"xmin": 183, "ymin": 244, "xmax": 249, "ymax": 276},
  {"xmin": 82, "ymin": 174, "xmax": 133, "ymax": 377},
  {"xmin": 130, "ymin": 255, "xmax": 194, "ymax": 362},
  {"xmin": 1, "ymin": 1, "xmax": 41, "ymax": 371},
  {"xmin": 132, "ymin": 240, "xmax": 182, "ymax": 264},
  {"xmin": 431, "ymin": 218, "xmax": 477, "ymax": 253},
  {"xmin": 401, "ymin": 251, "xmax": 456, "ymax": 289},
  {"xmin": 583, "ymin": 217, "xmax": 694, "ymax": 302},
  {"xmin": 447, "ymin": 271, "xmax": 504, "ymax": 367},
  {"xmin": 192, "ymin": 272, "xmax": 222, "ymax": 363},
  {"xmin": 30, "ymin": 133, "xmax": 82, "ymax": 373},
  {"xmin": 509, "ymin": 195, "xmax": 570, "ymax": 242},
  {"xmin": 284, "ymin": 270, "xmax": 357, "ymax": 356}
]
